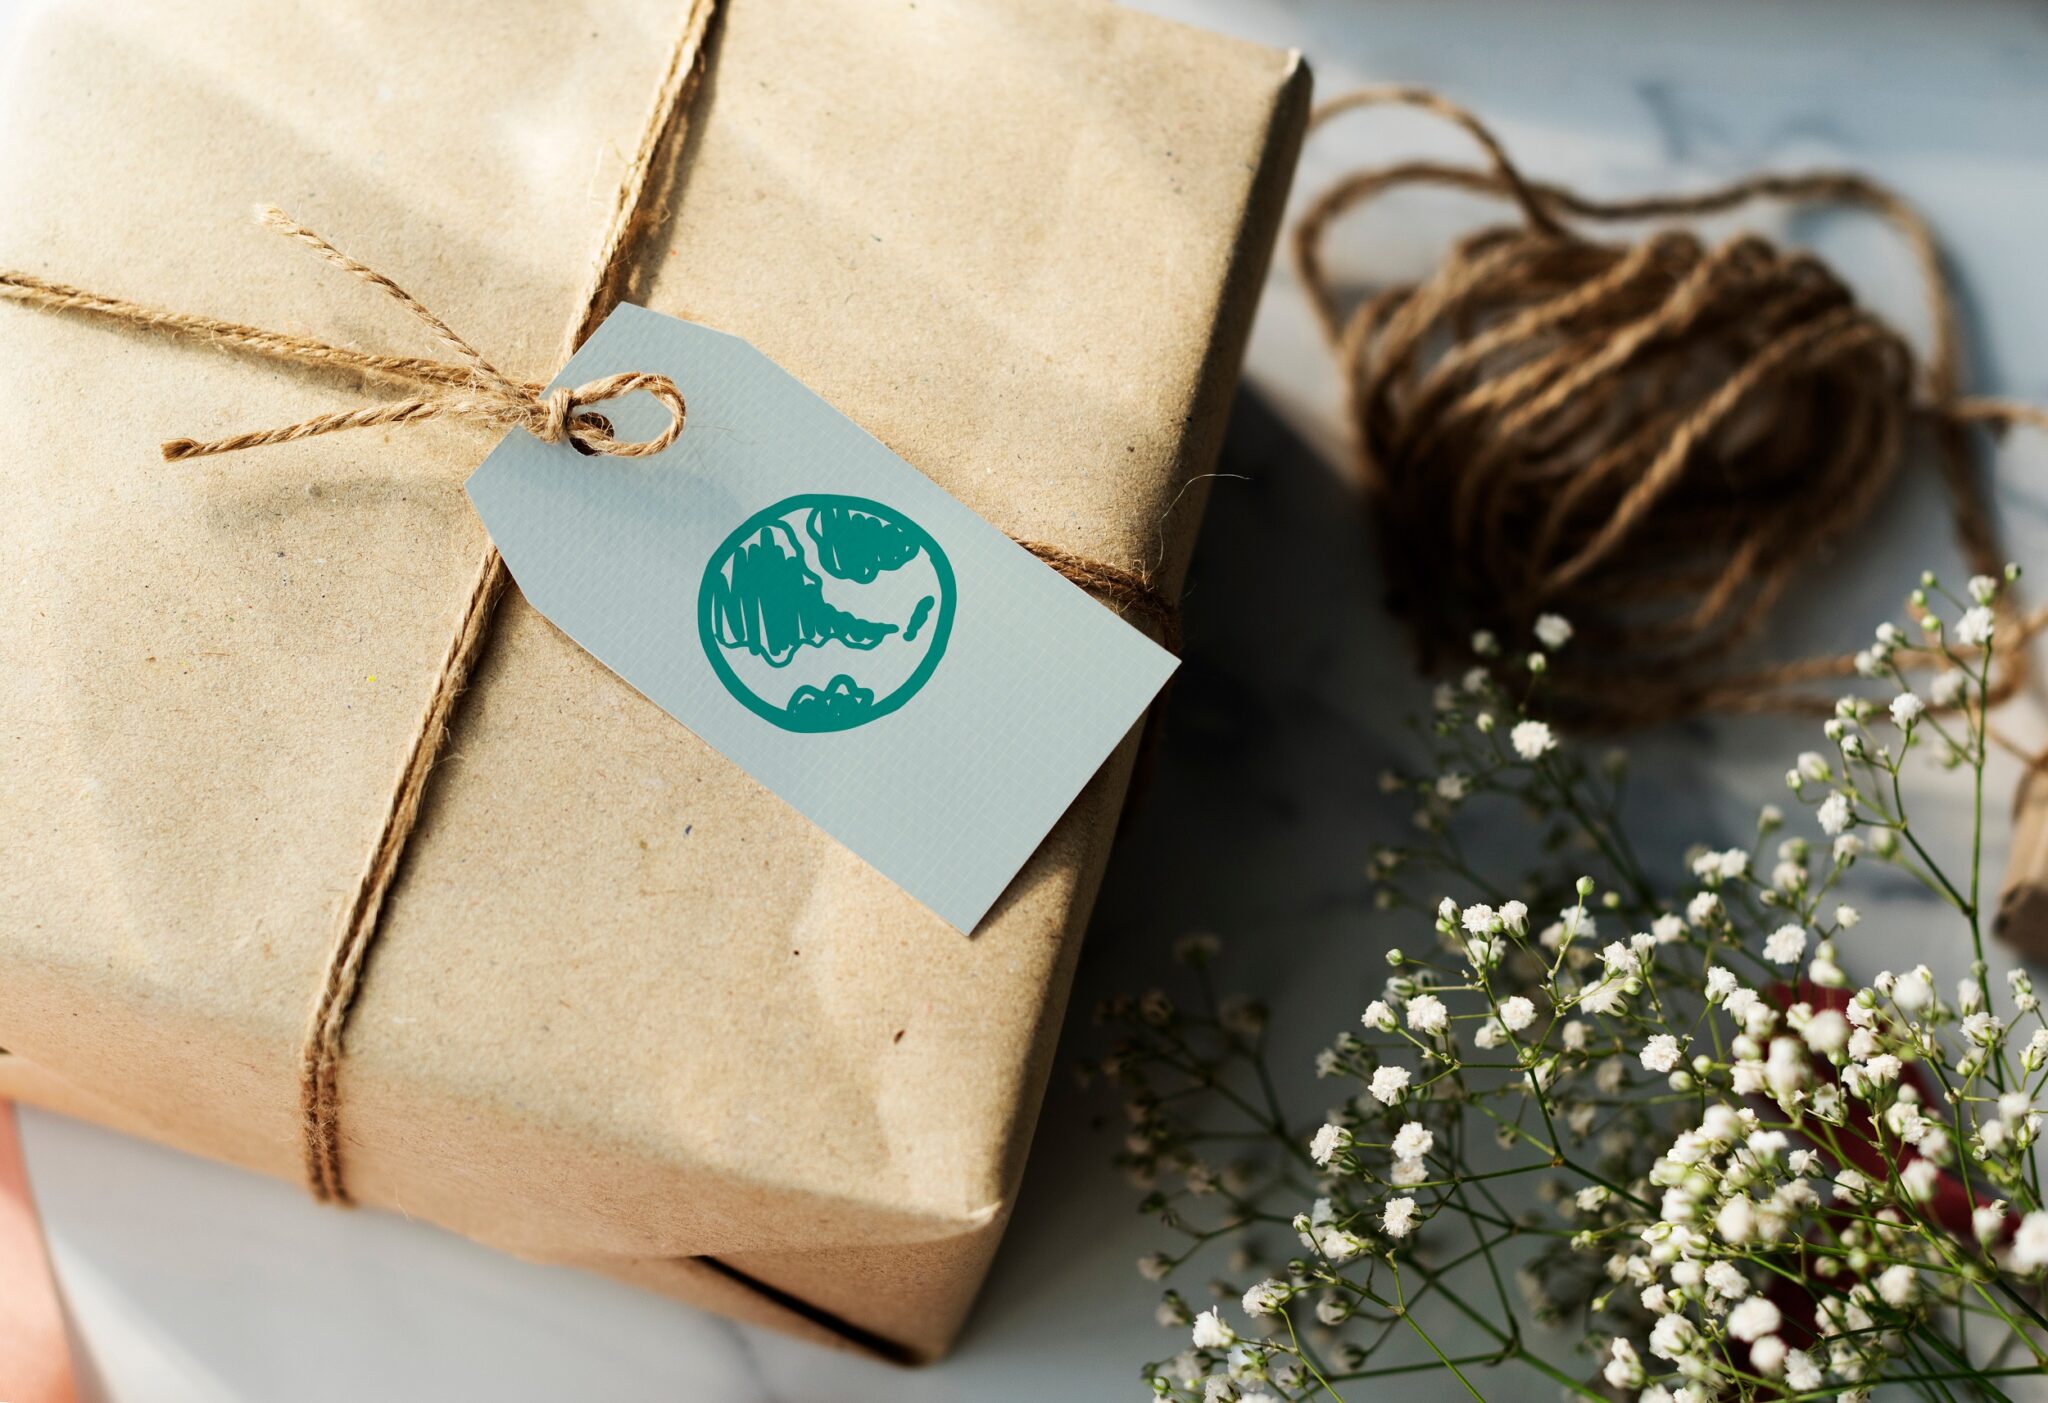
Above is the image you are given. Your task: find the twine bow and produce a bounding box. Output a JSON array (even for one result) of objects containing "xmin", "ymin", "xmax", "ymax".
[{"xmin": 10, "ymin": 204, "xmax": 689, "ymax": 466}]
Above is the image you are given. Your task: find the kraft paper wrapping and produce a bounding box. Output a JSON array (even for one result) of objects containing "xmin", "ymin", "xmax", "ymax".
[{"xmin": 0, "ymin": 0, "xmax": 1308, "ymax": 1360}]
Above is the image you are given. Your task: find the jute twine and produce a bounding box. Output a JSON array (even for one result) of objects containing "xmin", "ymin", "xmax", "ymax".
[
  {"xmin": 0, "ymin": 0, "xmax": 1176, "ymax": 1202},
  {"xmin": 1296, "ymin": 88, "xmax": 2048, "ymax": 731}
]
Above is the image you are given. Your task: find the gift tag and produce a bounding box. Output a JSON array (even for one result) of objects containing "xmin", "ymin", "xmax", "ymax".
[{"xmin": 467, "ymin": 304, "xmax": 1177, "ymax": 934}]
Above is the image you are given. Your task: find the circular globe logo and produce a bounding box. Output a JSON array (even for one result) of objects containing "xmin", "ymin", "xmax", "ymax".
[{"xmin": 698, "ymin": 494, "xmax": 956, "ymax": 733}]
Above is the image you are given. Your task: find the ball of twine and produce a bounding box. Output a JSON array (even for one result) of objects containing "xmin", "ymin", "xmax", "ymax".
[{"xmin": 1294, "ymin": 88, "xmax": 2047, "ymax": 730}]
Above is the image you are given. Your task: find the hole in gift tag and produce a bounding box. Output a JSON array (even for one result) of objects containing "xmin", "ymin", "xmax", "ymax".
[{"xmin": 567, "ymin": 411, "xmax": 614, "ymax": 457}]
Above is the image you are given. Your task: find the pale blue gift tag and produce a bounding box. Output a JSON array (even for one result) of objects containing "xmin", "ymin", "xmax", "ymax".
[{"xmin": 466, "ymin": 304, "xmax": 1178, "ymax": 934}]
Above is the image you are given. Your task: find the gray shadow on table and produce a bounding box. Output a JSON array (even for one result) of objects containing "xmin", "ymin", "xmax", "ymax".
[{"xmin": 953, "ymin": 386, "xmax": 1434, "ymax": 1381}]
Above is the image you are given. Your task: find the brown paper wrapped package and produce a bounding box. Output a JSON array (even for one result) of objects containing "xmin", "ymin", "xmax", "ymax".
[{"xmin": 0, "ymin": 0, "xmax": 1308, "ymax": 1361}]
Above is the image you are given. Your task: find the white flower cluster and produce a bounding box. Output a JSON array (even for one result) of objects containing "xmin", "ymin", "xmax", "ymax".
[{"xmin": 1124, "ymin": 572, "xmax": 2048, "ymax": 1403}]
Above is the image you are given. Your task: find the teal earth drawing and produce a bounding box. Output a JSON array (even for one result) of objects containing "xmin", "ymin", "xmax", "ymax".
[{"xmin": 698, "ymin": 494, "xmax": 956, "ymax": 733}]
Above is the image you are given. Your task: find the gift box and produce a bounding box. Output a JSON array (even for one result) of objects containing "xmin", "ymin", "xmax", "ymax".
[{"xmin": 0, "ymin": 0, "xmax": 1308, "ymax": 1361}]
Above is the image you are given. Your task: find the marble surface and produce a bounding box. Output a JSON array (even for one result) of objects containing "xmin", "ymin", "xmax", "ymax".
[{"xmin": 17, "ymin": 1, "xmax": 2048, "ymax": 1398}]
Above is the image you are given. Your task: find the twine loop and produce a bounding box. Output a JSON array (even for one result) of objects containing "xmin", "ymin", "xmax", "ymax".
[{"xmin": 535, "ymin": 372, "xmax": 686, "ymax": 457}]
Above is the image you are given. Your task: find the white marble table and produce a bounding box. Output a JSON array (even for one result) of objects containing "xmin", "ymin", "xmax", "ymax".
[{"xmin": 18, "ymin": 1, "xmax": 2048, "ymax": 1398}]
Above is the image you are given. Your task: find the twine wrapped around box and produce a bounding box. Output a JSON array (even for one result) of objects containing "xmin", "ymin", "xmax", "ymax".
[{"xmin": 3, "ymin": 187, "xmax": 1178, "ymax": 1203}]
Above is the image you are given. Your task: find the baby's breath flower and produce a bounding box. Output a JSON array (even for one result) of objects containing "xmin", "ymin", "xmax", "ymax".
[
  {"xmin": 1890, "ymin": 692, "xmax": 1924, "ymax": 728},
  {"xmin": 1705, "ymin": 1260, "xmax": 1749, "ymax": 1300},
  {"xmin": 1892, "ymin": 967, "xmax": 1933, "ymax": 1013},
  {"xmin": 1578, "ymin": 977, "xmax": 1630, "ymax": 1017},
  {"xmin": 1601, "ymin": 1337, "xmax": 1643, "ymax": 1389},
  {"xmin": 1381, "ymin": 1195, "xmax": 1419, "ymax": 1238},
  {"xmin": 2007, "ymin": 968, "xmax": 2036, "ymax": 1011},
  {"xmin": 1498, "ymin": 995, "xmax": 1537, "ymax": 1032},
  {"xmin": 1763, "ymin": 924, "xmax": 1809, "ymax": 965},
  {"xmin": 1716, "ymin": 1194, "xmax": 1756, "ymax": 1245},
  {"xmin": 1601, "ymin": 940, "xmax": 1640, "ymax": 976},
  {"xmin": 1534, "ymin": 613, "xmax": 1573, "ymax": 650},
  {"xmin": 1405, "ymin": 994, "xmax": 1448, "ymax": 1034},
  {"xmin": 1368, "ymin": 1065, "xmax": 1410, "ymax": 1106},
  {"xmin": 1640, "ymin": 1034, "xmax": 1684, "ymax": 1074},
  {"xmin": 1816, "ymin": 792, "xmax": 1852, "ymax": 836},
  {"xmin": 1956, "ymin": 605, "xmax": 1996, "ymax": 649},
  {"xmin": 1876, "ymin": 1264, "xmax": 1918, "ymax": 1308},
  {"xmin": 1309, "ymin": 1123, "xmax": 1349, "ymax": 1166},
  {"xmin": 1751, "ymin": 1335, "xmax": 1788, "ymax": 1376},
  {"xmin": 1392, "ymin": 1122, "xmax": 1433, "ymax": 1159},
  {"xmin": 1802, "ymin": 1009, "xmax": 1850, "ymax": 1056},
  {"xmin": 1961, "ymin": 1011, "xmax": 2004, "ymax": 1047},
  {"xmin": 1785, "ymin": 1350, "xmax": 1823, "ymax": 1391},
  {"xmin": 2013, "ymin": 1212, "xmax": 2048, "ymax": 1271},
  {"xmin": 1191, "ymin": 1307, "xmax": 1235, "ymax": 1349},
  {"xmin": 1510, "ymin": 719, "xmax": 1556, "ymax": 761},
  {"xmin": 1647, "ymin": 1313, "xmax": 1698, "ymax": 1362},
  {"xmin": 1241, "ymin": 1280, "xmax": 1288, "ymax": 1318},
  {"xmin": 1727, "ymin": 1296, "xmax": 1782, "ymax": 1342}
]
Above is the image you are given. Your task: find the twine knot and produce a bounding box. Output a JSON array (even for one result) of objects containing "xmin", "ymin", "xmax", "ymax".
[
  {"xmin": 530, "ymin": 372, "xmax": 686, "ymax": 458},
  {"xmin": 156, "ymin": 207, "xmax": 686, "ymax": 464},
  {"xmin": 537, "ymin": 385, "xmax": 576, "ymax": 445}
]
